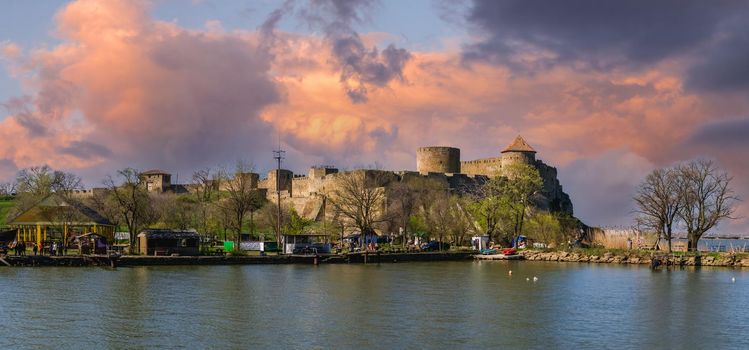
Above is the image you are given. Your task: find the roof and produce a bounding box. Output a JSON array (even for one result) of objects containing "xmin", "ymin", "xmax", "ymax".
[
  {"xmin": 137, "ymin": 229, "xmax": 200, "ymax": 239},
  {"xmin": 141, "ymin": 169, "xmax": 170, "ymax": 176},
  {"xmin": 501, "ymin": 135, "xmax": 536, "ymax": 153},
  {"xmin": 8, "ymin": 194, "xmax": 114, "ymax": 226}
]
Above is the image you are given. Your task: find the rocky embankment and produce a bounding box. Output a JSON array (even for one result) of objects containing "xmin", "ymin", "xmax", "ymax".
[{"xmin": 520, "ymin": 250, "xmax": 749, "ymax": 267}]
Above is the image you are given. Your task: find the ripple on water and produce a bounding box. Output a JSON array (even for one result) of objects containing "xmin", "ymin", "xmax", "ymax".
[{"xmin": 1, "ymin": 262, "xmax": 749, "ymax": 349}]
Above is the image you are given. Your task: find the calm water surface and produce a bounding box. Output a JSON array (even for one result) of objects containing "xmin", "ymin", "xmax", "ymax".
[{"xmin": 1, "ymin": 261, "xmax": 748, "ymax": 349}]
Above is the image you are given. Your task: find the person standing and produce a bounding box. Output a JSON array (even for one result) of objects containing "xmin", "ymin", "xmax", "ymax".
[{"xmin": 32, "ymin": 243, "xmax": 38, "ymax": 256}]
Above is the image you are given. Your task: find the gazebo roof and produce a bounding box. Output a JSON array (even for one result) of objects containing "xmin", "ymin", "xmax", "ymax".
[
  {"xmin": 501, "ymin": 135, "xmax": 536, "ymax": 153},
  {"xmin": 8, "ymin": 194, "xmax": 113, "ymax": 226}
]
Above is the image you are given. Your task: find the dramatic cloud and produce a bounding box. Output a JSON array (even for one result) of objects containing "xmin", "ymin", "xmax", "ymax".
[
  {"xmin": 464, "ymin": 0, "xmax": 747, "ymax": 71},
  {"xmin": 1, "ymin": 0, "xmax": 748, "ymax": 233},
  {"xmin": 1, "ymin": 0, "xmax": 279, "ymax": 181},
  {"xmin": 686, "ymin": 19, "xmax": 749, "ymax": 92},
  {"xmin": 298, "ymin": 0, "xmax": 411, "ymax": 102}
]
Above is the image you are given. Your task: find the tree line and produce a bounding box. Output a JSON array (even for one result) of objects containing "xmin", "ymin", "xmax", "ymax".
[{"xmin": 1, "ymin": 162, "xmax": 585, "ymax": 252}]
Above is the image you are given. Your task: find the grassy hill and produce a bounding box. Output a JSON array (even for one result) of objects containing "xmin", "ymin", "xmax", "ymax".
[{"xmin": 0, "ymin": 198, "xmax": 15, "ymax": 227}]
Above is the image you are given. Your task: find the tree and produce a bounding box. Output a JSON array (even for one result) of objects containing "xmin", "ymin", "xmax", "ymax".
[
  {"xmin": 525, "ymin": 212, "xmax": 562, "ymax": 245},
  {"xmin": 677, "ymin": 159, "xmax": 736, "ymax": 251},
  {"xmin": 471, "ymin": 164, "xmax": 543, "ymax": 246},
  {"xmin": 259, "ymin": 202, "xmax": 291, "ymax": 242},
  {"xmin": 0, "ymin": 181, "xmax": 16, "ymax": 196},
  {"xmin": 286, "ymin": 208, "xmax": 314, "ymax": 235},
  {"xmin": 633, "ymin": 167, "xmax": 683, "ymax": 252},
  {"xmin": 448, "ymin": 196, "xmax": 477, "ymax": 246},
  {"xmin": 503, "ymin": 163, "xmax": 544, "ymax": 244},
  {"xmin": 154, "ymin": 193, "xmax": 197, "ymax": 230},
  {"xmin": 328, "ymin": 170, "xmax": 390, "ymax": 244},
  {"xmin": 470, "ymin": 176, "xmax": 514, "ymax": 244},
  {"xmin": 104, "ymin": 168, "xmax": 158, "ymax": 249},
  {"xmin": 388, "ymin": 177, "xmax": 438, "ymax": 248},
  {"xmin": 10, "ymin": 165, "xmax": 83, "ymax": 219},
  {"xmin": 191, "ymin": 168, "xmax": 221, "ymax": 236},
  {"xmin": 218, "ymin": 161, "xmax": 265, "ymax": 246},
  {"xmin": 421, "ymin": 190, "xmax": 452, "ymax": 251}
]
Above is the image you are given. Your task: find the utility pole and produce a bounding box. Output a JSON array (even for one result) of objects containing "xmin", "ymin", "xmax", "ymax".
[{"xmin": 273, "ymin": 145, "xmax": 285, "ymax": 253}]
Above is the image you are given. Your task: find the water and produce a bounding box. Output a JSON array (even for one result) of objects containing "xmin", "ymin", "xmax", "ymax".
[{"xmin": 2, "ymin": 261, "xmax": 748, "ymax": 349}]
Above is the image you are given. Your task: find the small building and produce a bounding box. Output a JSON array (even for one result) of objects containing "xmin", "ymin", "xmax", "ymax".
[
  {"xmin": 7, "ymin": 194, "xmax": 115, "ymax": 247},
  {"xmin": 137, "ymin": 229, "xmax": 200, "ymax": 256},
  {"xmin": 140, "ymin": 169, "xmax": 172, "ymax": 193},
  {"xmin": 281, "ymin": 234, "xmax": 331, "ymax": 255},
  {"xmin": 471, "ymin": 235, "xmax": 490, "ymax": 250}
]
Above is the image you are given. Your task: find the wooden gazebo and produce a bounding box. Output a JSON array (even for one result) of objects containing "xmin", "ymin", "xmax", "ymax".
[{"xmin": 7, "ymin": 194, "xmax": 115, "ymax": 247}]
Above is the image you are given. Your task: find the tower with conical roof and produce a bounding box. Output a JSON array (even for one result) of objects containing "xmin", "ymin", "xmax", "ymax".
[{"xmin": 500, "ymin": 135, "xmax": 537, "ymax": 169}]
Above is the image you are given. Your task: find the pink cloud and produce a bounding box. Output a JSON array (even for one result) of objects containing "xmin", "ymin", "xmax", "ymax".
[{"xmin": 0, "ymin": 0, "xmax": 747, "ymax": 232}]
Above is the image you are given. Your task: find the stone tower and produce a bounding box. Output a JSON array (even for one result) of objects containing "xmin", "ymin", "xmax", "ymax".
[
  {"xmin": 500, "ymin": 135, "xmax": 536, "ymax": 169},
  {"xmin": 416, "ymin": 146, "xmax": 461, "ymax": 174}
]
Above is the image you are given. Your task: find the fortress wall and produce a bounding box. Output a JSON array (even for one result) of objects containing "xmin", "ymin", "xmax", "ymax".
[
  {"xmin": 292, "ymin": 177, "xmax": 310, "ymax": 197},
  {"xmin": 460, "ymin": 157, "xmax": 502, "ymax": 176}
]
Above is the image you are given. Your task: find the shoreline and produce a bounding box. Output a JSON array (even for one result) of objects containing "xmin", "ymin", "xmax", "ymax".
[
  {"xmin": 517, "ymin": 250, "xmax": 749, "ymax": 268},
  {"xmin": 3, "ymin": 249, "xmax": 749, "ymax": 268}
]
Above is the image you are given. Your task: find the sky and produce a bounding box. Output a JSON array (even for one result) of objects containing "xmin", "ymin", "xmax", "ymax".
[{"xmin": 1, "ymin": 0, "xmax": 748, "ymax": 233}]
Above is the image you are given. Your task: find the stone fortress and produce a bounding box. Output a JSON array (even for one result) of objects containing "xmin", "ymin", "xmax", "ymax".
[{"xmin": 127, "ymin": 136, "xmax": 573, "ymax": 222}]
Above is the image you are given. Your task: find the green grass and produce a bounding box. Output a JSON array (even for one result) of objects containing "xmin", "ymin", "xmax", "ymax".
[{"xmin": 0, "ymin": 199, "xmax": 15, "ymax": 227}]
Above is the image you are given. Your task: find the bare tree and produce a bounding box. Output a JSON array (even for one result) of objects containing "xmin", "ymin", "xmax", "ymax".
[
  {"xmin": 328, "ymin": 170, "xmax": 390, "ymax": 246},
  {"xmin": 104, "ymin": 168, "xmax": 158, "ymax": 249},
  {"xmin": 387, "ymin": 178, "xmax": 433, "ymax": 248},
  {"xmin": 192, "ymin": 168, "xmax": 221, "ymax": 236},
  {"xmin": 259, "ymin": 201, "xmax": 291, "ymax": 243},
  {"xmin": 633, "ymin": 167, "xmax": 683, "ymax": 252},
  {"xmin": 677, "ymin": 159, "xmax": 737, "ymax": 251},
  {"xmin": 10, "ymin": 166, "xmax": 83, "ymax": 222},
  {"xmin": 0, "ymin": 181, "xmax": 16, "ymax": 196},
  {"xmin": 218, "ymin": 161, "xmax": 264, "ymax": 247},
  {"xmin": 421, "ymin": 190, "xmax": 452, "ymax": 251}
]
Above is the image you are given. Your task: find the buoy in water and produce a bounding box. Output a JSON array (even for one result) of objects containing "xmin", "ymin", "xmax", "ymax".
[
  {"xmin": 508, "ymin": 270, "xmax": 512, "ymax": 275},
  {"xmin": 533, "ymin": 276, "xmax": 538, "ymax": 282},
  {"xmin": 732, "ymin": 277, "xmax": 736, "ymax": 283},
  {"xmin": 526, "ymin": 277, "xmax": 530, "ymax": 281}
]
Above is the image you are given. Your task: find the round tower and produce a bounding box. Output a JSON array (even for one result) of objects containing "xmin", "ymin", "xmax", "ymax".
[
  {"xmin": 416, "ymin": 147, "xmax": 461, "ymax": 174},
  {"xmin": 500, "ymin": 135, "xmax": 537, "ymax": 169}
]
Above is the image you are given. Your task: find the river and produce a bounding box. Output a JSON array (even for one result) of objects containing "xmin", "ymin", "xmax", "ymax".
[{"xmin": 1, "ymin": 261, "xmax": 748, "ymax": 349}]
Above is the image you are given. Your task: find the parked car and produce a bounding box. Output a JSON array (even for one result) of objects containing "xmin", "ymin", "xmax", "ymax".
[{"xmin": 420, "ymin": 241, "xmax": 450, "ymax": 251}]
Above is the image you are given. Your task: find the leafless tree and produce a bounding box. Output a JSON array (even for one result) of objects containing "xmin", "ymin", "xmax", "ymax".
[
  {"xmin": 218, "ymin": 161, "xmax": 265, "ymax": 246},
  {"xmin": 633, "ymin": 167, "xmax": 683, "ymax": 252},
  {"xmin": 677, "ymin": 159, "xmax": 737, "ymax": 251},
  {"xmin": 0, "ymin": 181, "xmax": 16, "ymax": 196},
  {"xmin": 192, "ymin": 168, "xmax": 221, "ymax": 236},
  {"xmin": 328, "ymin": 170, "xmax": 391, "ymax": 244},
  {"xmin": 10, "ymin": 165, "xmax": 83, "ymax": 221},
  {"xmin": 104, "ymin": 168, "xmax": 158, "ymax": 249}
]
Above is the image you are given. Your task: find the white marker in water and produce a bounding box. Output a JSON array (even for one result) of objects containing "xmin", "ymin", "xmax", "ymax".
[
  {"xmin": 533, "ymin": 276, "xmax": 538, "ymax": 282},
  {"xmin": 508, "ymin": 270, "xmax": 512, "ymax": 276},
  {"xmin": 526, "ymin": 277, "xmax": 530, "ymax": 282},
  {"xmin": 732, "ymin": 277, "xmax": 736, "ymax": 283}
]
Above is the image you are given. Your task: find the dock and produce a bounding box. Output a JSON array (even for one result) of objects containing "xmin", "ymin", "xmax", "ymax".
[{"xmin": 474, "ymin": 254, "xmax": 525, "ymax": 261}]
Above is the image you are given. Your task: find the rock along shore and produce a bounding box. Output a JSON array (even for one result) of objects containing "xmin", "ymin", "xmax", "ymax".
[{"xmin": 518, "ymin": 250, "xmax": 749, "ymax": 268}]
